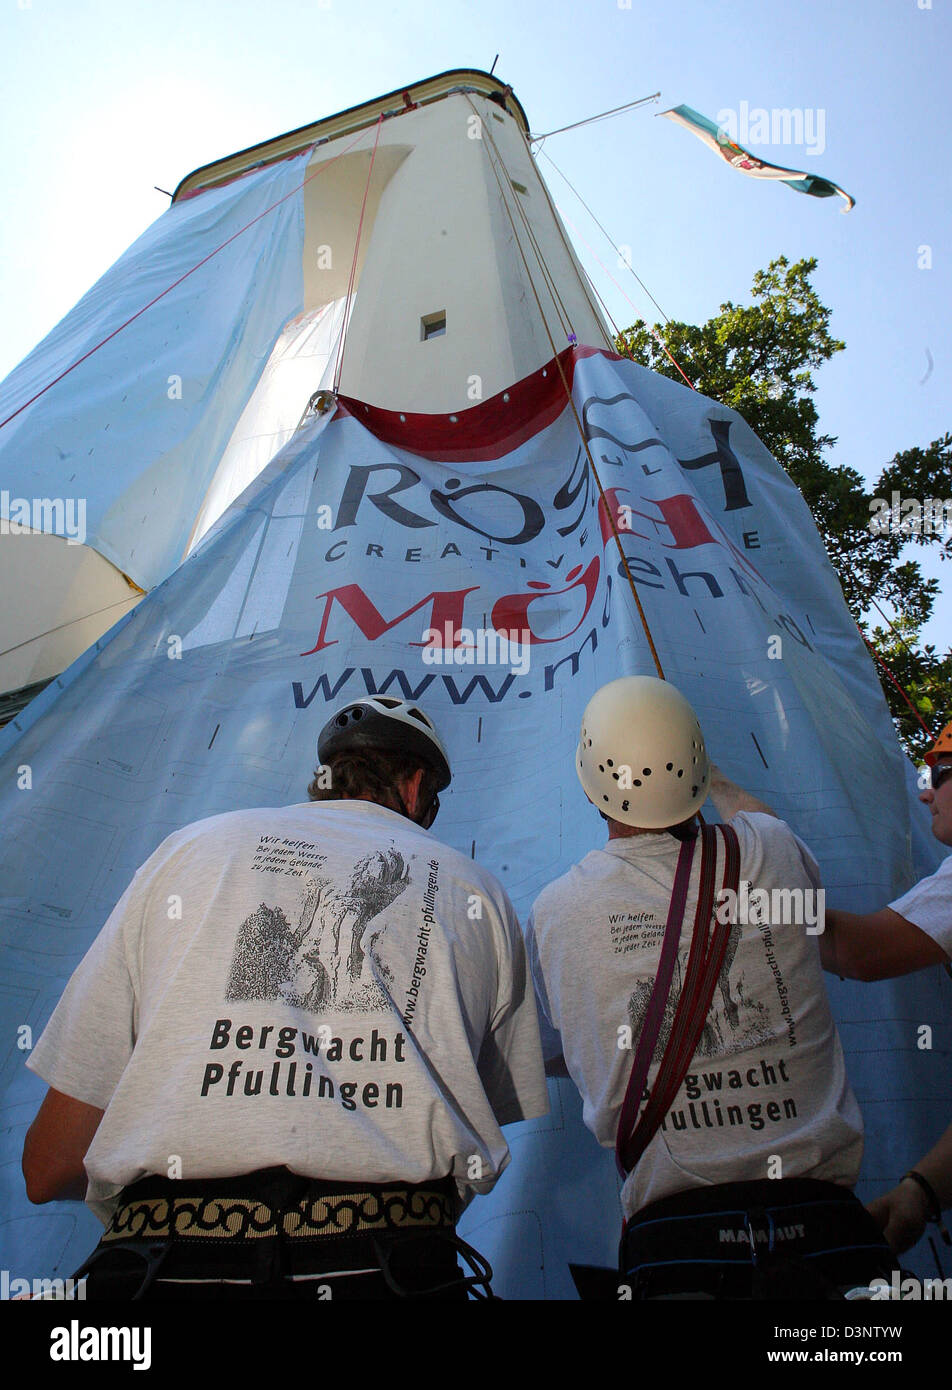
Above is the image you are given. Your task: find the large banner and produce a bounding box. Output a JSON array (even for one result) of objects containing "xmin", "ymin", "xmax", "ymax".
[{"xmin": 1, "ymin": 347, "xmax": 948, "ymax": 1297}]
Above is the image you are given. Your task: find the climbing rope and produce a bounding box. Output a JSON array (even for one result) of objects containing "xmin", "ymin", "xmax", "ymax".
[
  {"xmin": 550, "ymin": 198, "xmax": 697, "ymax": 390},
  {"xmin": 539, "ymin": 147, "xmax": 676, "ymax": 327},
  {"xmin": 861, "ymin": 631, "xmax": 935, "ymax": 740},
  {"xmin": 465, "ymin": 92, "xmax": 666, "ymax": 679},
  {"xmin": 0, "ymin": 120, "xmax": 381, "ymax": 432},
  {"xmin": 333, "ymin": 113, "xmax": 385, "ymax": 394}
]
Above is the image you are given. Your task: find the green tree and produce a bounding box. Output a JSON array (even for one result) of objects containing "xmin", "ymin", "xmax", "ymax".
[
  {"xmin": 867, "ymin": 614, "xmax": 952, "ymax": 760},
  {"xmin": 616, "ymin": 256, "xmax": 952, "ymax": 760}
]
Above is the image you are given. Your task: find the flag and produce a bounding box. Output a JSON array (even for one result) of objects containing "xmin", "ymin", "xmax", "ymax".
[{"xmin": 662, "ymin": 104, "xmax": 855, "ymax": 212}]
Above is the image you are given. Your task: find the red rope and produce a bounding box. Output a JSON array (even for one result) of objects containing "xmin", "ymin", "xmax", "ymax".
[
  {"xmin": 861, "ymin": 630, "xmax": 934, "ymax": 738},
  {"xmin": 0, "ymin": 121, "xmax": 377, "ymax": 433},
  {"xmin": 333, "ymin": 114, "xmax": 384, "ymax": 394},
  {"xmin": 554, "ymin": 202, "xmax": 696, "ymax": 391}
]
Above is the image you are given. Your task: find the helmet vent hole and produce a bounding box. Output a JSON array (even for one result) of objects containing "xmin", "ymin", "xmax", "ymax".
[
  {"xmin": 598, "ymin": 764, "xmax": 605, "ymax": 773},
  {"xmin": 642, "ymin": 768, "xmax": 651, "ymax": 776},
  {"xmin": 677, "ymin": 769, "xmax": 683, "ymax": 778},
  {"xmin": 607, "ymin": 759, "xmax": 614, "ymax": 767},
  {"xmin": 634, "ymin": 778, "xmax": 642, "ymax": 787},
  {"xmin": 666, "ymin": 762, "xmax": 673, "ymax": 771},
  {"xmin": 612, "ymin": 772, "xmax": 619, "ymax": 781}
]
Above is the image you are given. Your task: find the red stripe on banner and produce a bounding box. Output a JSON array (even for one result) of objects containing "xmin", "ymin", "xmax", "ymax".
[{"xmin": 335, "ymin": 344, "xmax": 624, "ymax": 462}]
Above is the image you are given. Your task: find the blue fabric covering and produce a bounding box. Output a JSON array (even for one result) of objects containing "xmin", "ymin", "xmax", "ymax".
[
  {"xmin": 0, "ymin": 153, "xmax": 308, "ymax": 587},
  {"xmin": 1, "ymin": 351, "xmax": 947, "ymax": 1296}
]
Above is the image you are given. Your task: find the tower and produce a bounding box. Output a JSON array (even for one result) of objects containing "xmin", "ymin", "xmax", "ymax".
[
  {"xmin": 0, "ymin": 69, "xmax": 945, "ymax": 1297},
  {"xmin": 0, "ymin": 69, "xmax": 610, "ymax": 714}
]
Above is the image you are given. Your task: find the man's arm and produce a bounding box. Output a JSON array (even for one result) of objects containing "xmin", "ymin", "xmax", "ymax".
[
  {"xmin": 707, "ymin": 764, "xmax": 776, "ymax": 821},
  {"xmin": 820, "ymin": 906, "xmax": 949, "ymax": 980},
  {"xmin": 868, "ymin": 1121, "xmax": 952, "ymax": 1253},
  {"xmin": 524, "ymin": 907, "xmax": 569, "ymax": 1078},
  {"xmin": 22, "ymin": 1087, "xmax": 104, "ymax": 1203},
  {"xmin": 21, "ymin": 859, "xmax": 147, "ymax": 1204}
]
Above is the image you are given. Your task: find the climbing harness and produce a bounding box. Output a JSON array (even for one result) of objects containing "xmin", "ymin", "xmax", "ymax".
[{"xmin": 72, "ymin": 1168, "xmax": 486, "ymax": 1300}]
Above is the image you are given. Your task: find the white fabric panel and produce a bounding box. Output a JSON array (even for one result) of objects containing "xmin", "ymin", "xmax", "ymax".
[
  {"xmin": 0, "ymin": 531, "xmax": 141, "ymax": 693},
  {"xmin": 0, "ymin": 153, "xmax": 310, "ymax": 590},
  {"xmin": 187, "ymin": 298, "xmax": 350, "ymax": 552}
]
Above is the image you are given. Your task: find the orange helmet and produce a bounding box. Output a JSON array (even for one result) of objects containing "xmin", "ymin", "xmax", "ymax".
[{"xmin": 925, "ymin": 720, "xmax": 952, "ymax": 767}]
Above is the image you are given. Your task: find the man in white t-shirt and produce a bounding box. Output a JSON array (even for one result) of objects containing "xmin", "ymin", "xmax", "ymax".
[
  {"xmin": 22, "ymin": 696, "xmax": 547, "ymax": 1300},
  {"xmin": 820, "ymin": 719, "xmax": 952, "ymax": 980},
  {"xmin": 819, "ymin": 719, "xmax": 952, "ymax": 1258},
  {"xmin": 526, "ymin": 676, "xmax": 894, "ymax": 1299}
]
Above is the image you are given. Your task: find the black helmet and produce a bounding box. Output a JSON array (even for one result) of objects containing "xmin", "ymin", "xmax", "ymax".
[{"xmin": 317, "ymin": 696, "xmax": 451, "ymax": 791}]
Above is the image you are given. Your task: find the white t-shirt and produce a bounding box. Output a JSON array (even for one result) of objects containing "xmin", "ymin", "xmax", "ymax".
[
  {"xmin": 28, "ymin": 801, "xmax": 548, "ymax": 1224},
  {"xmin": 526, "ymin": 812, "xmax": 864, "ymax": 1218},
  {"xmin": 889, "ymin": 854, "xmax": 952, "ymax": 957}
]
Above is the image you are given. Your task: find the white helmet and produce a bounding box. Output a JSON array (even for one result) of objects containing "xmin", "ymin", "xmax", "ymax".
[{"xmin": 576, "ymin": 677, "xmax": 710, "ymax": 829}]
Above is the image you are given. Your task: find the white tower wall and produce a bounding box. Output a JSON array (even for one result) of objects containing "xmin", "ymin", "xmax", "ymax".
[
  {"xmin": 0, "ymin": 71, "xmax": 612, "ymax": 711},
  {"xmin": 315, "ymin": 90, "xmax": 611, "ymax": 411}
]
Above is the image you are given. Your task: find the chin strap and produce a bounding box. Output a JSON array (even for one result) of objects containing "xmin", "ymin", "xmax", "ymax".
[
  {"xmin": 667, "ymin": 818, "xmax": 699, "ymax": 842},
  {"xmin": 389, "ymin": 786, "xmax": 440, "ymax": 830}
]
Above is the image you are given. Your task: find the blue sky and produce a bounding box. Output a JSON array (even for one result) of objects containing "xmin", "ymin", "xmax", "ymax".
[{"xmin": 2, "ymin": 0, "xmax": 949, "ymax": 649}]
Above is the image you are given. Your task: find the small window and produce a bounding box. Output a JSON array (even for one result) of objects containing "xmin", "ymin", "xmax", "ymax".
[
  {"xmin": 421, "ymin": 311, "xmax": 446, "ymax": 341},
  {"xmin": 510, "ymin": 180, "xmax": 528, "ymax": 196}
]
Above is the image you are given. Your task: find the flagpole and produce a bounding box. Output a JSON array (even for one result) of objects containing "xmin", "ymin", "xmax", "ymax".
[{"xmin": 529, "ymin": 92, "xmax": 660, "ymax": 143}]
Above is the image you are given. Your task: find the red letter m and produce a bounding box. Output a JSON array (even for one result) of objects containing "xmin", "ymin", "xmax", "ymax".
[{"xmin": 300, "ymin": 583, "xmax": 480, "ymax": 655}]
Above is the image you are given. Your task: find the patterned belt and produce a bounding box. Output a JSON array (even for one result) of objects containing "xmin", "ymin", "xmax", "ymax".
[{"xmin": 103, "ymin": 1174, "xmax": 458, "ymax": 1243}]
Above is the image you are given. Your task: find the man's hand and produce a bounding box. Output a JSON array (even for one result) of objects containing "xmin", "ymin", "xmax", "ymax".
[
  {"xmin": 867, "ymin": 1181, "xmax": 931, "ymax": 1255},
  {"xmin": 867, "ymin": 1122, "xmax": 952, "ymax": 1252},
  {"xmin": 707, "ymin": 764, "xmax": 776, "ymax": 821},
  {"xmin": 22, "ymin": 1087, "xmax": 104, "ymax": 1203}
]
